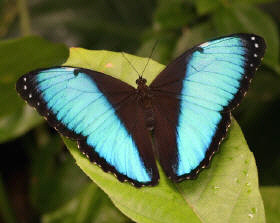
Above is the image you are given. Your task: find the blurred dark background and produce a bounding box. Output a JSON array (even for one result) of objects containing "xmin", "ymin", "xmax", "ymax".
[{"xmin": 0, "ymin": 0, "xmax": 280, "ymax": 222}]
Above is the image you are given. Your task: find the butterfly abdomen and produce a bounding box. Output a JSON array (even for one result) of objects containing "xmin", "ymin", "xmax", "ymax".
[{"xmin": 143, "ymin": 107, "xmax": 155, "ymax": 131}]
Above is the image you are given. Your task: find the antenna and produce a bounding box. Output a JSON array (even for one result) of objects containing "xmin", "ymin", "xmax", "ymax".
[
  {"xmin": 141, "ymin": 40, "xmax": 159, "ymax": 77},
  {"xmin": 121, "ymin": 40, "xmax": 159, "ymax": 78},
  {"xmin": 121, "ymin": 52, "xmax": 141, "ymax": 77}
]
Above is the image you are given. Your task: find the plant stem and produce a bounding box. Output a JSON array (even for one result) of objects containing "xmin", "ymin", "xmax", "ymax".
[
  {"xmin": 17, "ymin": 0, "xmax": 31, "ymax": 36},
  {"xmin": 0, "ymin": 175, "xmax": 17, "ymax": 223}
]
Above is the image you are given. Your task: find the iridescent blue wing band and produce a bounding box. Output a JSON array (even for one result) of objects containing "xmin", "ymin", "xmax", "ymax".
[{"xmin": 150, "ymin": 34, "xmax": 266, "ymax": 181}]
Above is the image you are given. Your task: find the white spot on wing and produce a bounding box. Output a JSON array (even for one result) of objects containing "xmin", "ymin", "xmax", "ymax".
[
  {"xmin": 253, "ymin": 53, "xmax": 258, "ymax": 58},
  {"xmin": 200, "ymin": 42, "xmax": 209, "ymax": 47},
  {"xmin": 23, "ymin": 85, "xmax": 27, "ymax": 90},
  {"xmin": 29, "ymin": 94, "xmax": 32, "ymax": 98},
  {"xmin": 65, "ymin": 67, "xmax": 74, "ymax": 71},
  {"xmin": 23, "ymin": 77, "xmax": 27, "ymax": 82},
  {"xmin": 254, "ymin": 43, "xmax": 259, "ymax": 48},
  {"xmin": 251, "ymin": 36, "xmax": 255, "ymax": 41}
]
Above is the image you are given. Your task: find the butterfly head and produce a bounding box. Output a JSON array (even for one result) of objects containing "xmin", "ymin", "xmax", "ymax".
[
  {"xmin": 136, "ymin": 77, "xmax": 147, "ymax": 86},
  {"xmin": 136, "ymin": 77, "xmax": 151, "ymax": 102}
]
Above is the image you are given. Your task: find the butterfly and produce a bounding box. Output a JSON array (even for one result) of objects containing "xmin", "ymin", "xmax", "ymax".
[{"xmin": 16, "ymin": 34, "xmax": 266, "ymax": 187}]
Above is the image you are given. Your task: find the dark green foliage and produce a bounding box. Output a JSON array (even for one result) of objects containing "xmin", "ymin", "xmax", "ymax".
[
  {"xmin": 0, "ymin": 36, "xmax": 68, "ymax": 143},
  {"xmin": 0, "ymin": 0, "xmax": 280, "ymax": 222}
]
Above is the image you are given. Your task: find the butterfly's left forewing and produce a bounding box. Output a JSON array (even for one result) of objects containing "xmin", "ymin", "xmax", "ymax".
[
  {"xmin": 16, "ymin": 67, "xmax": 159, "ymax": 186},
  {"xmin": 150, "ymin": 34, "xmax": 266, "ymax": 181}
]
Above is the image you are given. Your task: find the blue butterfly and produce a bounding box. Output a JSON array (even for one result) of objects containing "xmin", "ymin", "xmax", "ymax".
[{"xmin": 16, "ymin": 34, "xmax": 266, "ymax": 187}]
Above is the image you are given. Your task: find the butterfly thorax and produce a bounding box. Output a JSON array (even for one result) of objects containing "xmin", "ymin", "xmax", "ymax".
[{"xmin": 136, "ymin": 77, "xmax": 155, "ymax": 131}]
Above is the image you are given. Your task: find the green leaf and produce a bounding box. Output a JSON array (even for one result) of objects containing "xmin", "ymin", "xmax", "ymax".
[
  {"xmin": 154, "ymin": 0, "xmax": 195, "ymax": 30},
  {"xmin": 64, "ymin": 47, "xmax": 164, "ymax": 87},
  {"xmin": 0, "ymin": 105, "xmax": 42, "ymax": 143},
  {"xmin": 174, "ymin": 22, "xmax": 216, "ymax": 57},
  {"xmin": 0, "ymin": 36, "xmax": 68, "ymax": 143},
  {"xmin": 61, "ymin": 48, "xmax": 265, "ymax": 223},
  {"xmin": 137, "ymin": 32, "xmax": 178, "ymax": 64},
  {"xmin": 29, "ymin": 0, "xmax": 154, "ymax": 53},
  {"xmin": 260, "ymin": 187, "xmax": 280, "ymax": 223},
  {"xmin": 212, "ymin": 3, "xmax": 279, "ymax": 73},
  {"xmin": 29, "ymin": 135, "xmax": 89, "ymax": 213},
  {"xmin": 195, "ymin": 0, "xmax": 221, "ymax": 15},
  {"xmin": 234, "ymin": 0, "xmax": 279, "ymax": 3},
  {"xmin": 233, "ymin": 69, "xmax": 280, "ymax": 130},
  {"xmin": 42, "ymin": 183, "xmax": 130, "ymax": 223}
]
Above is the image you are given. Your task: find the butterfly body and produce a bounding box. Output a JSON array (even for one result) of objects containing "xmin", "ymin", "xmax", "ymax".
[
  {"xmin": 16, "ymin": 34, "xmax": 266, "ymax": 187},
  {"xmin": 134, "ymin": 77, "xmax": 155, "ymax": 131}
]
